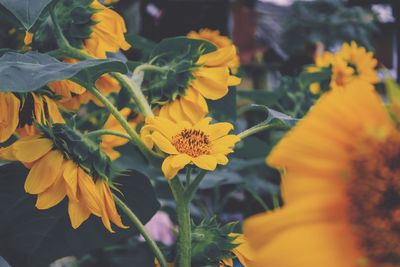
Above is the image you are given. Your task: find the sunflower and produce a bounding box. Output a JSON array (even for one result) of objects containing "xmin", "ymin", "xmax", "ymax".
[
  {"xmin": 220, "ymin": 234, "xmax": 254, "ymax": 267},
  {"xmin": 84, "ymin": 0, "xmax": 131, "ymax": 59},
  {"xmin": 187, "ymin": 28, "xmax": 240, "ymax": 73},
  {"xmin": 159, "ymin": 46, "xmax": 241, "ymax": 124},
  {"xmin": 0, "ymin": 92, "xmax": 64, "ymax": 142},
  {"xmin": 244, "ymin": 85, "xmax": 400, "ymax": 267},
  {"xmin": 310, "ymin": 42, "xmax": 379, "ymax": 91},
  {"xmin": 141, "ymin": 116, "xmax": 240, "ymax": 179},
  {"xmin": 101, "ymin": 108, "xmax": 142, "ymax": 160},
  {"xmin": 0, "ymin": 128, "xmax": 127, "ymax": 232}
]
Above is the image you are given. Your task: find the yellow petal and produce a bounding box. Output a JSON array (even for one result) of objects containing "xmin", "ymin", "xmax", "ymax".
[
  {"xmin": 63, "ymin": 160, "xmax": 79, "ymax": 202},
  {"xmin": 96, "ymin": 180, "xmax": 128, "ymax": 229},
  {"xmin": 68, "ymin": 200, "xmax": 91, "ymax": 229},
  {"xmin": 13, "ymin": 137, "xmax": 53, "ymax": 163},
  {"xmin": 205, "ymin": 122, "xmax": 234, "ymax": 140},
  {"xmin": 161, "ymin": 156, "xmax": 180, "ymax": 179},
  {"xmin": 228, "ymin": 75, "xmax": 241, "ymax": 86},
  {"xmin": 191, "ymin": 77, "xmax": 229, "ymax": 100},
  {"xmin": 36, "ymin": 168, "xmax": 67, "ymax": 210},
  {"xmin": 214, "ymin": 154, "xmax": 229, "ymax": 165},
  {"xmin": 192, "ymin": 155, "xmax": 218, "ymax": 170},
  {"xmin": 78, "ymin": 168, "xmax": 103, "ymax": 217},
  {"xmin": 0, "ymin": 92, "xmax": 20, "ymax": 143},
  {"xmin": 24, "ymin": 150, "xmax": 64, "ymax": 194},
  {"xmin": 197, "ymin": 45, "xmax": 236, "ymax": 67},
  {"xmin": 151, "ymin": 132, "xmax": 179, "ymax": 154},
  {"xmin": 170, "ymin": 153, "xmax": 191, "ymax": 169}
]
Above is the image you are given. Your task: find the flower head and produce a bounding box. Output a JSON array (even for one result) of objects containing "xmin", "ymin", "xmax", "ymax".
[
  {"xmin": 84, "ymin": 0, "xmax": 131, "ymax": 58},
  {"xmin": 244, "ymin": 85, "xmax": 400, "ymax": 267},
  {"xmin": 310, "ymin": 42, "xmax": 379, "ymax": 92},
  {"xmin": 220, "ymin": 234, "xmax": 254, "ymax": 267},
  {"xmin": 142, "ymin": 116, "xmax": 240, "ymax": 179},
  {"xmin": 0, "ymin": 92, "xmax": 64, "ymax": 142},
  {"xmin": 187, "ymin": 28, "xmax": 240, "ymax": 73},
  {"xmin": 160, "ymin": 46, "xmax": 241, "ymax": 124},
  {"xmin": 0, "ymin": 124, "xmax": 127, "ymax": 232}
]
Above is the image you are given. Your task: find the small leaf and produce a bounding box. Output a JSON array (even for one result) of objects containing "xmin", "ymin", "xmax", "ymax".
[
  {"xmin": 0, "ymin": 51, "xmax": 128, "ymax": 92},
  {"xmin": 0, "ymin": 0, "xmax": 55, "ymax": 30},
  {"xmin": 249, "ymin": 104, "xmax": 298, "ymax": 126}
]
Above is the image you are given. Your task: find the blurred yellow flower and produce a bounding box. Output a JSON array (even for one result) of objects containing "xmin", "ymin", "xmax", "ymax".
[
  {"xmin": 84, "ymin": 0, "xmax": 131, "ymax": 58},
  {"xmin": 188, "ymin": 28, "xmax": 240, "ymax": 72},
  {"xmin": 24, "ymin": 32, "xmax": 33, "ymax": 45},
  {"xmin": 312, "ymin": 42, "xmax": 379, "ymax": 91},
  {"xmin": 0, "ymin": 135, "xmax": 127, "ymax": 232},
  {"xmin": 244, "ymin": 85, "xmax": 399, "ymax": 267},
  {"xmin": 309, "ymin": 82, "xmax": 321, "ymax": 94},
  {"xmin": 142, "ymin": 116, "xmax": 240, "ymax": 179},
  {"xmin": 221, "ymin": 234, "xmax": 254, "ymax": 267},
  {"xmin": 0, "ymin": 92, "xmax": 20, "ymax": 143},
  {"xmin": 160, "ymin": 46, "xmax": 241, "ymax": 124}
]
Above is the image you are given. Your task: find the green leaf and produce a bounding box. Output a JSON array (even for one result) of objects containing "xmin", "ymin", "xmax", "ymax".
[
  {"xmin": 125, "ymin": 33, "xmax": 156, "ymax": 60},
  {"xmin": 0, "ymin": 163, "xmax": 160, "ymax": 267},
  {"xmin": 208, "ymin": 87, "xmax": 237, "ymax": 121},
  {"xmin": 249, "ymin": 104, "xmax": 298, "ymax": 126},
  {"xmin": 0, "ymin": 51, "xmax": 127, "ymax": 92},
  {"xmin": 237, "ymin": 89, "xmax": 280, "ymax": 106},
  {"xmin": 0, "ymin": 0, "xmax": 55, "ymax": 30}
]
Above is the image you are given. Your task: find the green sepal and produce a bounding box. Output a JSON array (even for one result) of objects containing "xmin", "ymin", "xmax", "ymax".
[
  {"xmin": 142, "ymin": 37, "xmax": 217, "ymax": 106},
  {"xmin": 37, "ymin": 123, "xmax": 113, "ymax": 181},
  {"xmin": 191, "ymin": 217, "xmax": 239, "ymax": 266}
]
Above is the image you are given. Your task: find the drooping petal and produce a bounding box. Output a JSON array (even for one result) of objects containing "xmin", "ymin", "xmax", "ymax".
[
  {"xmin": 24, "ymin": 150, "xmax": 64, "ymax": 194},
  {"xmin": 192, "ymin": 155, "xmax": 218, "ymax": 171},
  {"xmin": 13, "ymin": 137, "xmax": 53, "ymax": 163},
  {"xmin": 68, "ymin": 199, "xmax": 91, "ymax": 229},
  {"xmin": 161, "ymin": 156, "xmax": 181, "ymax": 179},
  {"xmin": 170, "ymin": 153, "xmax": 191, "ymax": 169},
  {"xmin": 0, "ymin": 92, "xmax": 20, "ymax": 143},
  {"xmin": 63, "ymin": 160, "xmax": 79, "ymax": 202},
  {"xmin": 77, "ymin": 168, "xmax": 103, "ymax": 216},
  {"xmin": 197, "ymin": 45, "xmax": 237, "ymax": 67},
  {"xmin": 191, "ymin": 76, "xmax": 229, "ymax": 100},
  {"xmin": 36, "ymin": 167, "xmax": 67, "ymax": 210}
]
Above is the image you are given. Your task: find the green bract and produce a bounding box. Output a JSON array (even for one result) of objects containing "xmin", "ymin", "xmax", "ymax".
[
  {"xmin": 32, "ymin": 0, "xmax": 95, "ymax": 50},
  {"xmin": 142, "ymin": 37, "xmax": 216, "ymax": 106}
]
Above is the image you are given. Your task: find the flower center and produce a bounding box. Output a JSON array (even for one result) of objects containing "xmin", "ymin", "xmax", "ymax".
[
  {"xmin": 348, "ymin": 132, "xmax": 400, "ymax": 266},
  {"xmin": 171, "ymin": 129, "xmax": 211, "ymax": 157}
]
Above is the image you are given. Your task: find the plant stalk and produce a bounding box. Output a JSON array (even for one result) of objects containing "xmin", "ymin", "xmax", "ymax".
[
  {"xmin": 85, "ymin": 129, "xmax": 131, "ymax": 140},
  {"xmin": 170, "ymin": 178, "xmax": 191, "ymax": 267},
  {"xmin": 114, "ymin": 195, "xmax": 168, "ymax": 267}
]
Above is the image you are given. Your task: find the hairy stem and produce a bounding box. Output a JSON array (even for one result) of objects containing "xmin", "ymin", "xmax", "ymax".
[
  {"xmin": 114, "ymin": 195, "xmax": 168, "ymax": 267},
  {"xmin": 86, "ymin": 86, "xmax": 160, "ymax": 161},
  {"xmin": 85, "ymin": 129, "xmax": 130, "ymax": 140},
  {"xmin": 170, "ymin": 178, "xmax": 191, "ymax": 267}
]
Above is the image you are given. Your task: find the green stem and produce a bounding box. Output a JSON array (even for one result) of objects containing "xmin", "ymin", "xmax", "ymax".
[
  {"xmin": 238, "ymin": 123, "xmax": 288, "ymax": 139},
  {"xmin": 114, "ymin": 195, "xmax": 168, "ymax": 267},
  {"xmin": 185, "ymin": 171, "xmax": 207, "ymax": 201},
  {"xmin": 85, "ymin": 129, "xmax": 130, "ymax": 140},
  {"xmin": 112, "ymin": 72, "xmax": 154, "ymax": 117},
  {"xmin": 85, "ymin": 86, "xmax": 161, "ymax": 161},
  {"xmin": 169, "ymin": 178, "xmax": 191, "ymax": 267}
]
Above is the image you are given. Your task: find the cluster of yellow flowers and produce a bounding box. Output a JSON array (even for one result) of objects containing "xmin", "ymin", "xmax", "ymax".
[{"xmin": 308, "ymin": 41, "xmax": 379, "ymax": 94}]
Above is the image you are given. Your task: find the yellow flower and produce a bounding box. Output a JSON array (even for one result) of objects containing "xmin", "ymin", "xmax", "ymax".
[
  {"xmin": 103, "ymin": 0, "xmax": 119, "ymax": 4},
  {"xmin": 0, "ymin": 92, "xmax": 64, "ymax": 141},
  {"xmin": 24, "ymin": 32, "xmax": 33, "ymax": 45},
  {"xmin": 187, "ymin": 28, "xmax": 240, "ymax": 72},
  {"xmin": 84, "ymin": 0, "xmax": 131, "ymax": 58},
  {"xmin": 311, "ymin": 42, "xmax": 379, "ymax": 91},
  {"xmin": 221, "ymin": 234, "xmax": 254, "ymax": 267},
  {"xmin": 244, "ymin": 85, "xmax": 400, "ymax": 267},
  {"xmin": 0, "ymin": 92, "xmax": 20, "ymax": 143},
  {"xmin": 1, "ymin": 135, "xmax": 127, "ymax": 232},
  {"xmin": 160, "ymin": 46, "xmax": 241, "ymax": 124},
  {"xmin": 48, "ymin": 61, "xmax": 121, "ymax": 110},
  {"xmin": 142, "ymin": 116, "xmax": 240, "ymax": 179},
  {"xmin": 101, "ymin": 108, "xmax": 142, "ymax": 160},
  {"xmin": 309, "ymin": 82, "xmax": 321, "ymax": 94}
]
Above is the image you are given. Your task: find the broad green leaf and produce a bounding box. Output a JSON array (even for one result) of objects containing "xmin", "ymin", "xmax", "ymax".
[
  {"xmin": 0, "ymin": 163, "xmax": 160, "ymax": 267},
  {"xmin": 0, "ymin": 51, "xmax": 128, "ymax": 92},
  {"xmin": 125, "ymin": 33, "xmax": 156, "ymax": 60},
  {"xmin": 0, "ymin": 0, "xmax": 54, "ymax": 30}
]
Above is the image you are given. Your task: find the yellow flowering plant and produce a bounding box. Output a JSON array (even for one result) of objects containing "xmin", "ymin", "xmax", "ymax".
[{"xmin": 0, "ymin": 0, "xmax": 382, "ymax": 266}]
